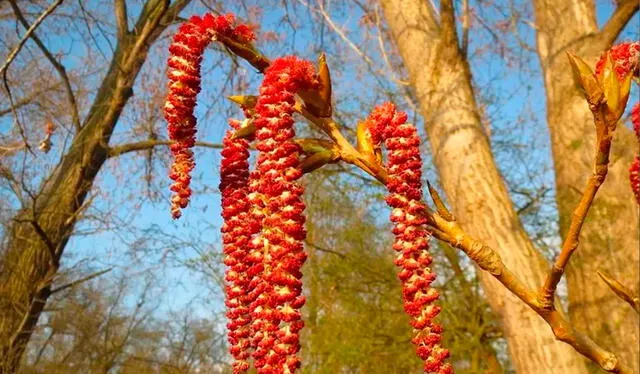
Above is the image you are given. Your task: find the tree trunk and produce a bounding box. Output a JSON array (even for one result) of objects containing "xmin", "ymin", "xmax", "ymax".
[
  {"xmin": 532, "ymin": 0, "xmax": 639, "ymax": 371},
  {"xmin": 0, "ymin": 2, "xmax": 189, "ymax": 372},
  {"xmin": 380, "ymin": 0, "xmax": 588, "ymax": 372}
]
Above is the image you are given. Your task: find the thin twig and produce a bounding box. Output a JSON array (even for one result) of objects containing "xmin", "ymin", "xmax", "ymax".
[
  {"xmin": 538, "ymin": 89, "xmax": 612, "ymax": 308},
  {"xmin": 0, "ymin": 0, "xmax": 64, "ymax": 77},
  {"xmin": 107, "ymin": 139, "xmax": 223, "ymax": 158},
  {"xmin": 597, "ymin": 270, "xmax": 640, "ymax": 314},
  {"xmin": 50, "ymin": 267, "xmax": 114, "ymax": 294},
  {"xmin": 9, "ymin": 0, "xmax": 81, "ymax": 132}
]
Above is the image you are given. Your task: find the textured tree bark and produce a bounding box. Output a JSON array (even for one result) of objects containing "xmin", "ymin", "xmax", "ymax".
[
  {"xmin": 380, "ymin": 0, "xmax": 587, "ymax": 372},
  {"xmin": 0, "ymin": 1, "xmax": 190, "ymax": 372},
  {"xmin": 532, "ymin": 0, "xmax": 639, "ymax": 371}
]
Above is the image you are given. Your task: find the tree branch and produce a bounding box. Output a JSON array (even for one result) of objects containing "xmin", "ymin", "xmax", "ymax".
[
  {"xmin": 50, "ymin": 267, "xmax": 114, "ymax": 294},
  {"xmin": 107, "ymin": 139, "xmax": 223, "ymax": 158},
  {"xmin": 597, "ymin": 270, "xmax": 640, "ymax": 314},
  {"xmin": 460, "ymin": 0, "xmax": 470, "ymax": 57},
  {"xmin": 439, "ymin": 0, "xmax": 459, "ymax": 50},
  {"xmin": 9, "ymin": 0, "xmax": 82, "ymax": 132},
  {"xmin": 0, "ymin": 0, "xmax": 64, "ymax": 78},
  {"xmin": 115, "ymin": 0, "xmax": 129, "ymax": 40},
  {"xmin": 599, "ymin": 0, "xmax": 639, "ymax": 47},
  {"xmin": 537, "ymin": 70, "xmax": 614, "ymax": 309},
  {"xmin": 0, "ymin": 81, "xmax": 64, "ymax": 117}
]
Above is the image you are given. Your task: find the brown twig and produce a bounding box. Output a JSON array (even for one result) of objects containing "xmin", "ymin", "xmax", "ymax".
[
  {"xmin": 538, "ymin": 109, "xmax": 612, "ymax": 308},
  {"xmin": 9, "ymin": 0, "xmax": 81, "ymax": 132},
  {"xmin": 50, "ymin": 267, "xmax": 114, "ymax": 294},
  {"xmin": 597, "ymin": 270, "xmax": 640, "ymax": 314},
  {"xmin": 0, "ymin": 0, "xmax": 64, "ymax": 78},
  {"xmin": 106, "ymin": 139, "xmax": 223, "ymax": 158}
]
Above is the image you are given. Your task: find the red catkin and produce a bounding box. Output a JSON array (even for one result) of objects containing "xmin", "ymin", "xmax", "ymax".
[
  {"xmin": 248, "ymin": 56, "xmax": 318, "ymax": 374},
  {"xmin": 595, "ymin": 41, "xmax": 640, "ymax": 80},
  {"xmin": 631, "ymin": 157, "xmax": 640, "ymax": 205},
  {"xmin": 366, "ymin": 102, "xmax": 453, "ymax": 374},
  {"xmin": 221, "ymin": 119, "xmax": 258, "ymax": 373},
  {"xmin": 631, "ymin": 103, "xmax": 640, "ymax": 205},
  {"xmin": 164, "ymin": 14, "xmax": 256, "ymax": 219},
  {"xmin": 632, "ymin": 102, "xmax": 640, "ymax": 140}
]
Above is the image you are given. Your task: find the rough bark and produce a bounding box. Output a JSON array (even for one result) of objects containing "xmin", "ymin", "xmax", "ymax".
[
  {"xmin": 380, "ymin": 0, "xmax": 588, "ymax": 372},
  {"xmin": 532, "ymin": 0, "xmax": 639, "ymax": 371},
  {"xmin": 0, "ymin": 1, "xmax": 190, "ymax": 372}
]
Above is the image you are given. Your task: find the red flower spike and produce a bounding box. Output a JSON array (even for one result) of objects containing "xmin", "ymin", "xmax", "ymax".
[
  {"xmin": 632, "ymin": 103, "xmax": 640, "ymax": 140},
  {"xmin": 220, "ymin": 118, "xmax": 259, "ymax": 374},
  {"xmin": 365, "ymin": 102, "xmax": 453, "ymax": 373},
  {"xmin": 165, "ymin": 13, "xmax": 256, "ymax": 219},
  {"xmin": 595, "ymin": 41, "xmax": 640, "ymax": 80},
  {"xmin": 248, "ymin": 56, "xmax": 318, "ymax": 374},
  {"xmin": 631, "ymin": 156, "xmax": 640, "ymax": 205},
  {"xmin": 630, "ymin": 103, "xmax": 640, "ymax": 205}
]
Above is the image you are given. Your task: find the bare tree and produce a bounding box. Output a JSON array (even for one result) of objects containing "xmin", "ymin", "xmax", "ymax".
[{"xmin": 0, "ymin": 1, "xmax": 191, "ymax": 370}]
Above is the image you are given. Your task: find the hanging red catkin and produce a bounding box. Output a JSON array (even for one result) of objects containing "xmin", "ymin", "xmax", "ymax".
[
  {"xmin": 594, "ymin": 41, "xmax": 640, "ymax": 80},
  {"xmin": 366, "ymin": 102, "xmax": 453, "ymax": 374},
  {"xmin": 164, "ymin": 14, "xmax": 255, "ymax": 219},
  {"xmin": 631, "ymin": 103, "xmax": 640, "ymax": 204},
  {"xmin": 220, "ymin": 118, "xmax": 259, "ymax": 373},
  {"xmin": 247, "ymin": 56, "xmax": 318, "ymax": 374}
]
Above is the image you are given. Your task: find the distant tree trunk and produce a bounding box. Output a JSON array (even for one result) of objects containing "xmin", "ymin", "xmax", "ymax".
[
  {"xmin": 380, "ymin": 0, "xmax": 588, "ymax": 373},
  {"xmin": 0, "ymin": 1, "xmax": 190, "ymax": 372},
  {"xmin": 532, "ymin": 0, "xmax": 639, "ymax": 371}
]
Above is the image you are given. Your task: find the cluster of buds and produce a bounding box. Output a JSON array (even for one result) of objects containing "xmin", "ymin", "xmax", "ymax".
[
  {"xmin": 569, "ymin": 41, "xmax": 638, "ymax": 123},
  {"xmin": 570, "ymin": 41, "xmax": 640, "ymax": 204},
  {"xmin": 594, "ymin": 41, "xmax": 640, "ymax": 204},
  {"xmin": 366, "ymin": 103, "xmax": 453, "ymax": 374},
  {"xmin": 164, "ymin": 13, "xmax": 256, "ymax": 219},
  {"xmin": 247, "ymin": 56, "xmax": 318, "ymax": 373}
]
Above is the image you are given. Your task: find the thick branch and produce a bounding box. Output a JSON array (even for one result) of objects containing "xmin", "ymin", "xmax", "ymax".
[
  {"xmin": 9, "ymin": 0, "xmax": 81, "ymax": 132},
  {"xmin": 439, "ymin": 0, "xmax": 459, "ymax": 50},
  {"xmin": 115, "ymin": 0, "xmax": 129, "ymax": 40},
  {"xmin": 107, "ymin": 139, "xmax": 223, "ymax": 158},
  {"xmin": 599, "ymin": 0, "xmax": 639, "ymax": 47}
]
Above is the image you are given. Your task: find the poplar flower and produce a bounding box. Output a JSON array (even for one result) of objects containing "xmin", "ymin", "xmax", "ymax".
[
  {"xmin": 366, "ymin": 102, "xmax": 453, "ymax": 374},
  {"xmin": 220, "ymin": 119, "xmax": 258, "ymax": 373},
  {"xmin": 164, "ymin": 14, "xmax": 256, "ymax": 219},
  {"xmin": 248, "ymin": 56, "xmax": 318, "ymax": 373}
]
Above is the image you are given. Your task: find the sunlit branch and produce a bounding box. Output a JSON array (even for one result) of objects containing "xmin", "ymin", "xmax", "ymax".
[
  {"xmin": 597, "ymin": 270, "xmax": 640, "ymax": 314},
  {"xmin": 599, "ymin": 0, "xmax": 639, "ymax": 47},
  {"xmin": 107, "ymin": 139, "xmax": 223, "ymax": 158}
]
